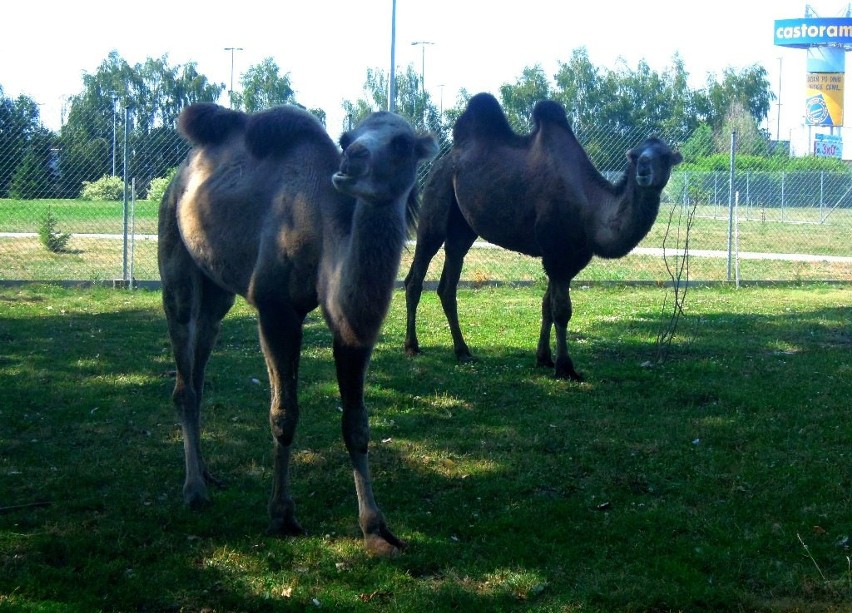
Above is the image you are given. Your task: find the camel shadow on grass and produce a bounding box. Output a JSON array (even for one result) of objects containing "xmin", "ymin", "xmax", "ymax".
[{"xmin": 1, "ymin": 296, "xmax": 849, "ymax": 609}]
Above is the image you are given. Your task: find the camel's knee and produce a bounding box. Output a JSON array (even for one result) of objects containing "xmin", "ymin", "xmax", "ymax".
[
  {"xmin": 269, "ymin": 408, "xmax": 299, "ymax": 447},
  {"xmin": 342, "ymin": 409, "xmax": 370, "ymax": 454}
]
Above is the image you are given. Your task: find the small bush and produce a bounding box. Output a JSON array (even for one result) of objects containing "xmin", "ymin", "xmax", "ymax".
[
  {"xmin": 80, "ymin": 175, "xmax": 124, "ymax": 200},
  {"xmin": 146, "ymin": 167, "xmax": 178, "ymax": 203},
  {"xmin": 38, "ymin": 207, "xmax": 72, "ymax": 253}
]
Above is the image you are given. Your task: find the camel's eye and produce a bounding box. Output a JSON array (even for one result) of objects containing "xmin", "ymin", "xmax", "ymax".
[{"xmin": 390, "ymin": 134, "xmax": 414, "ymax": 157}]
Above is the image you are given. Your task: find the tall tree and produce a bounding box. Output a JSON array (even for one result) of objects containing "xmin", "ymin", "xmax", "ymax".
[
  {"xmin": 59, "ymin": 51, "xmax": 224, "ymax": 197},
  {"xmin": 343, "ymin": 64, "xmax": 442, "ymax": 137},
  {"xmin": 232, "ymin": 57, "xmax": 296, "ymax": 112},
  {"xmin": 499, "ymin": 65, "xmax": 552, "ymax": 130},
  {"xmin": 697, "ymin": 65, "xmax": 773, "ymax": 132},
  {"xmin": 0, "ymin": 87, "xmax": 42, "ymax": 197}
]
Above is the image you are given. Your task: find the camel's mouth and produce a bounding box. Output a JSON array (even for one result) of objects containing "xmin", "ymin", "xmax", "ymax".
[
  {"xmin": 332, "ymin": 171, "xmax": 352, "ymax": 190},
  {"xmin": 636, "ymin": 172, "xmax": 653, "ymax": 187}
]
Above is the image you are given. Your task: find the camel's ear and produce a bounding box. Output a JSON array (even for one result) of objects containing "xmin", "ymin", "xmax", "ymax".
[
  {"xmin": 671, "ymin": 151, "xmax": 684, "ymax": 166},
  {"xmin": 416, "ymin": 134, "xmax": 439, "ymax": 162}
]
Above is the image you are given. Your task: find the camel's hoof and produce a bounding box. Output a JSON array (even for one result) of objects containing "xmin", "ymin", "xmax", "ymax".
[
  {"xmin": 554, "ymin": 367, "xmax": 583, "ymax": 382},
  {"xmin": 536, "ymin": 357, "xmax": 555, "ymax": 369},
  {"xmin": 404, "ymin": 345, "xmax": 422, "ymax": 357},
  {"xmin": 267, "ymin": 516, "xmax": 307, "ymax": 538},
  {"xmin": 184, "ymin": 490, "xmax": 211, "ymax": 511},
  {"xmin": 456, "ymin": 353, "xmax": 477, "ymax": 364},
  {"xmin": 364, "ymin": 531, "xmax": 406, "ymax": 558}
]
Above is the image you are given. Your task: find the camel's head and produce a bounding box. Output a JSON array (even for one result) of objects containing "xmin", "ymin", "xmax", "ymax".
[
  {"xmin": 628, "ymin": 137, "xmax": 683, "ymax": 189},
  {"xmin": 333, "ymin": 112, "xmax": 438, "ymax": 203}
]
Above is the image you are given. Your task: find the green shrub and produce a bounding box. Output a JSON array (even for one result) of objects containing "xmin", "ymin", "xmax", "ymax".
[
  {"xmin": 38, "ymin": 207, "xmax": 72, "ymax": 253},
  {"xmin": 80, "ymin": 175, "xmax": 124, "ymax": 200},
  {"xmin": 146, "ymin": 167, "xmax": 178, "ymax": 202}
]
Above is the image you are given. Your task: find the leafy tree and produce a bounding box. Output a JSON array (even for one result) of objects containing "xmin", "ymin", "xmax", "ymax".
[
  {"xmin": 232, "ymin": 57, "xmax": 296, "ymax": 112},
  {"xmin": 716, "ymin": 100, "xmax": 768, "ymax": 156},
  {"xmin": 499, "ymin": 65, "xmax": 552, "ymax": 129},
  {"xmin": 343, "ymin": 64, "xmax": 442, "ymax": 137},
  {"xmin": 9, "ymin": 128, "xmax": 58, "ymax": 198},
  {"xmin": 59, "ymin": 51, "xmax": 224, "ymax": 198},
  {"xmin": 680, "ymin": 124, "xmax": 715, "ymax": 160},
  {"xmin": 552, "ymin": 47, "xmax": 605, "ymax": 132},
  {"xmin": 0, "ymin": 87, "xmax": 42, "ymax": 197},
  {"xmin": 697, "ymin": 65, "xmax": 773, "ymax": 132},
  {"xmin": 38, "ymin": 206, "xmax": 71, "ymax": 253}
]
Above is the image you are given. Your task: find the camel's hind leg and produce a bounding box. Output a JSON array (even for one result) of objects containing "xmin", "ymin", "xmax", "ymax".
[
  {"xmin": 437, "ymin": 209, "xmax": 478, "ymax": 362},
  {"xmin": 162, "ymin": 273, "xmax": 235, "ymax": 508},
  {"xmin": 403, "ymin": 226, "xmax": 444, "ymax": 356},
  {"xmin": 334, "ymin": 339, "xmax": 403, "ymax": 557},
  {"xmin": 256, "ymin": 304, "xmax": 308, "ymax": 537}
]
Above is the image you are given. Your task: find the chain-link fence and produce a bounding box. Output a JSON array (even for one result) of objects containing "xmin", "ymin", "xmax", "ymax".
[{"xmin": 1, "ymin": 118, "xmax": 850, "ymax": 285}]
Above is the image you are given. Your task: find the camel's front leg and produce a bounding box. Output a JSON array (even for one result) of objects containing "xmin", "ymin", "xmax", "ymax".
[
  {"xmin": 536, "ymin": 282, "xmax": 555, "ymax": 368},
  {"xmin": 548, "ymin": 280, "xmax": 583, "ymax": 381},
  {"xmin": 334, "ymin": 340, "xmax": 403, "ymax": 557},
  {"xmin": 258, "ymin": 308, "xmax": 307, "ymax": 537}
]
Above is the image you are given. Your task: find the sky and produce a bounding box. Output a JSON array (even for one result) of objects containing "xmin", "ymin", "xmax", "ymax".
[{"xmin": 1, "ymin": 0, "xmax": 849, "ymax": 152}]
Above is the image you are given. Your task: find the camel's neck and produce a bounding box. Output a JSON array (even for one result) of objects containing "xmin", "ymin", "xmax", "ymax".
[
  {"xmin": 325, "ymin": 198, "xmax": 408, "ymax": 346},
  {"xmin": 590, "ymin": 165, "xmax": 662, "ymax": 259}
]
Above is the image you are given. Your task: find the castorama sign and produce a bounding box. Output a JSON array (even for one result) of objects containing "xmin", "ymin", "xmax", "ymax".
[
  {"xmin": 774, "ymin": 18, "xmax": 852, "ymax": 47},
  {"xmin": 774, "ymin": 17, "xmax": 852, "ymax": 127}
]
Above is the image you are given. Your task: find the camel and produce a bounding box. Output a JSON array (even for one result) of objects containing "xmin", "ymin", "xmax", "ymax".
[
  {"xmin": 158, "ymin": 102, "xmax": 437, "ymax": 556},
  {"xmin": 404, "ymin": 92, "xmax": 682, "ymax": 380}
]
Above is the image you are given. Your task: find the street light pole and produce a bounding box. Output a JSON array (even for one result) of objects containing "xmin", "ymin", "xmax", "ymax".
[
  {"xmin": 776, "ymin": 57, "xmax": 783, "ymax": 141},
  {"xmin": 389, "ymin": 0, "xmax": 397, "ymax": 112},
  {"xmin": 112, "ymin": 95, "xmax": 118, "ymax": 177},
  {"xmin": 411, "ymin": 41, "xmax": 434, "ymax": 96},
  {"xmin": 224, "ymin": 47, "xmax": 244, "ymax": 108}
]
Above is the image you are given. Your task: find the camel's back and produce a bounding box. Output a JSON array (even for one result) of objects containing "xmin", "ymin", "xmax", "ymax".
[{"xmin": 167, "ymin": 103, "xmax": 343, "ymax": 302}]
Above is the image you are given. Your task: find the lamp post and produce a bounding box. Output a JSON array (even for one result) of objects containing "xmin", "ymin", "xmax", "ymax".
[
  {"xmin": 389, "ymin": 0, "xmax": 397, "ymax": 112},
  {"xmin": 411, "ymin": 41, "xmax": 434, "ymax": 96},
  {"xmin": 224, "ymin": 47, "xmax": 244, "ymax": 107},
  {"xmin": 776, "ymin": 57, "xmax": 783, "ymax": 141},
  {"xmin": 112, "ymin": 95, "xmax": 118, "ymax": 177}
]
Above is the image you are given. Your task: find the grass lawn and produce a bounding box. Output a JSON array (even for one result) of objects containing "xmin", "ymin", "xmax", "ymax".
[
  {"xmin": 0, "ymin": 282, "xmax": 850, "ymax": 611},
  {"xmin": 1, "ymin": 199, "xmax": 851, "ymax": 283}
]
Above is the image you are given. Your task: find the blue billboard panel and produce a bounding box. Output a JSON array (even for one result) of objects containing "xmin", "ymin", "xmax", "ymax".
[{"xmin": 774, "ymin": 18, "xmax": 852, "ymax": 48}]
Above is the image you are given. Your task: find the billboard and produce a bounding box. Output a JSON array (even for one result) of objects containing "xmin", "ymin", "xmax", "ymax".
[
  {"xmin": 774, "ymin": 18, "xmax": 852, "ymax": 47},
  {"xmin": 775, "ymin": 17, "xmax": 852, "ymax": 128}
]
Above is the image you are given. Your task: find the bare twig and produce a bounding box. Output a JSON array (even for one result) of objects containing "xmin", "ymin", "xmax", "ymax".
[
  {"xmin": 797, "ymin": 532, "xmax": 830, "ymax": 585},
  {"xmin": 654, "ymin": 199, "xmax": 698, "ymax": 363},
  {"xmin": 0, "ymin": 500, "xmax": 52, "ymax": 515}
]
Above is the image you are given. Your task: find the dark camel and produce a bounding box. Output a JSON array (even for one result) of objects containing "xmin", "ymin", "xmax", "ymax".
[
  {"xmin": 404, "ymin": 93, "xmax": 682, "ymax": 380},
  {"xmin": 158, "ymin": 102, "xmax": 437, "ymax": 556}
]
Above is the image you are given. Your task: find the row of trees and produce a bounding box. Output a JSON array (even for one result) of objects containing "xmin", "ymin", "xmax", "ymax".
[{"xmin": 0, "ymin": 47, "xmax": 795, "ymax": 201}]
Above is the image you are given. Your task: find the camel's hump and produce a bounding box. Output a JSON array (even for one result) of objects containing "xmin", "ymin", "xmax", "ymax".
[
  {"xmin": 453, "ymin": 92, "xmax": 516, "ymax": 144},
  {"xmin": 245, "ymin": 106, "xmax": 333, "ymax": 158},
  {"xmin": 178, "ymin": 103, "xmax": 247, "ymax": 146},
  {"xmin": 532, "ymin": 100, "xmax": 572, "ymax": 133}
]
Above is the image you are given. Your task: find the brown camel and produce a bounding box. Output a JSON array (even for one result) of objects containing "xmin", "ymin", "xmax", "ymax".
[
  {"xmin": 158, "ymin": 102, "xmax": 437, "ymax": 556},
  {"xmin": 404, "ymin": 92, "xmax": 682, "ymax": 380}
]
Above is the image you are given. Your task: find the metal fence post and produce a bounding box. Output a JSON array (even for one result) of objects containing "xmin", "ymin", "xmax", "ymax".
[
  {"xmin": 122, "ymin": 107, "xmax": 129, "ymax": 283},
  {"xmin": 727, "ymin": 130, "xmax": 737, "ymax": 281}
]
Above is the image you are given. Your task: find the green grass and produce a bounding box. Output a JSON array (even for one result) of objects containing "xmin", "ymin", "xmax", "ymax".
[
  {"xmin": 1, "ymin": 283, "xmax": 850, "ymax": 611},
  {"xmin": 1, "ymin": 198, "xmax": 851, "ymax": 283}
]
